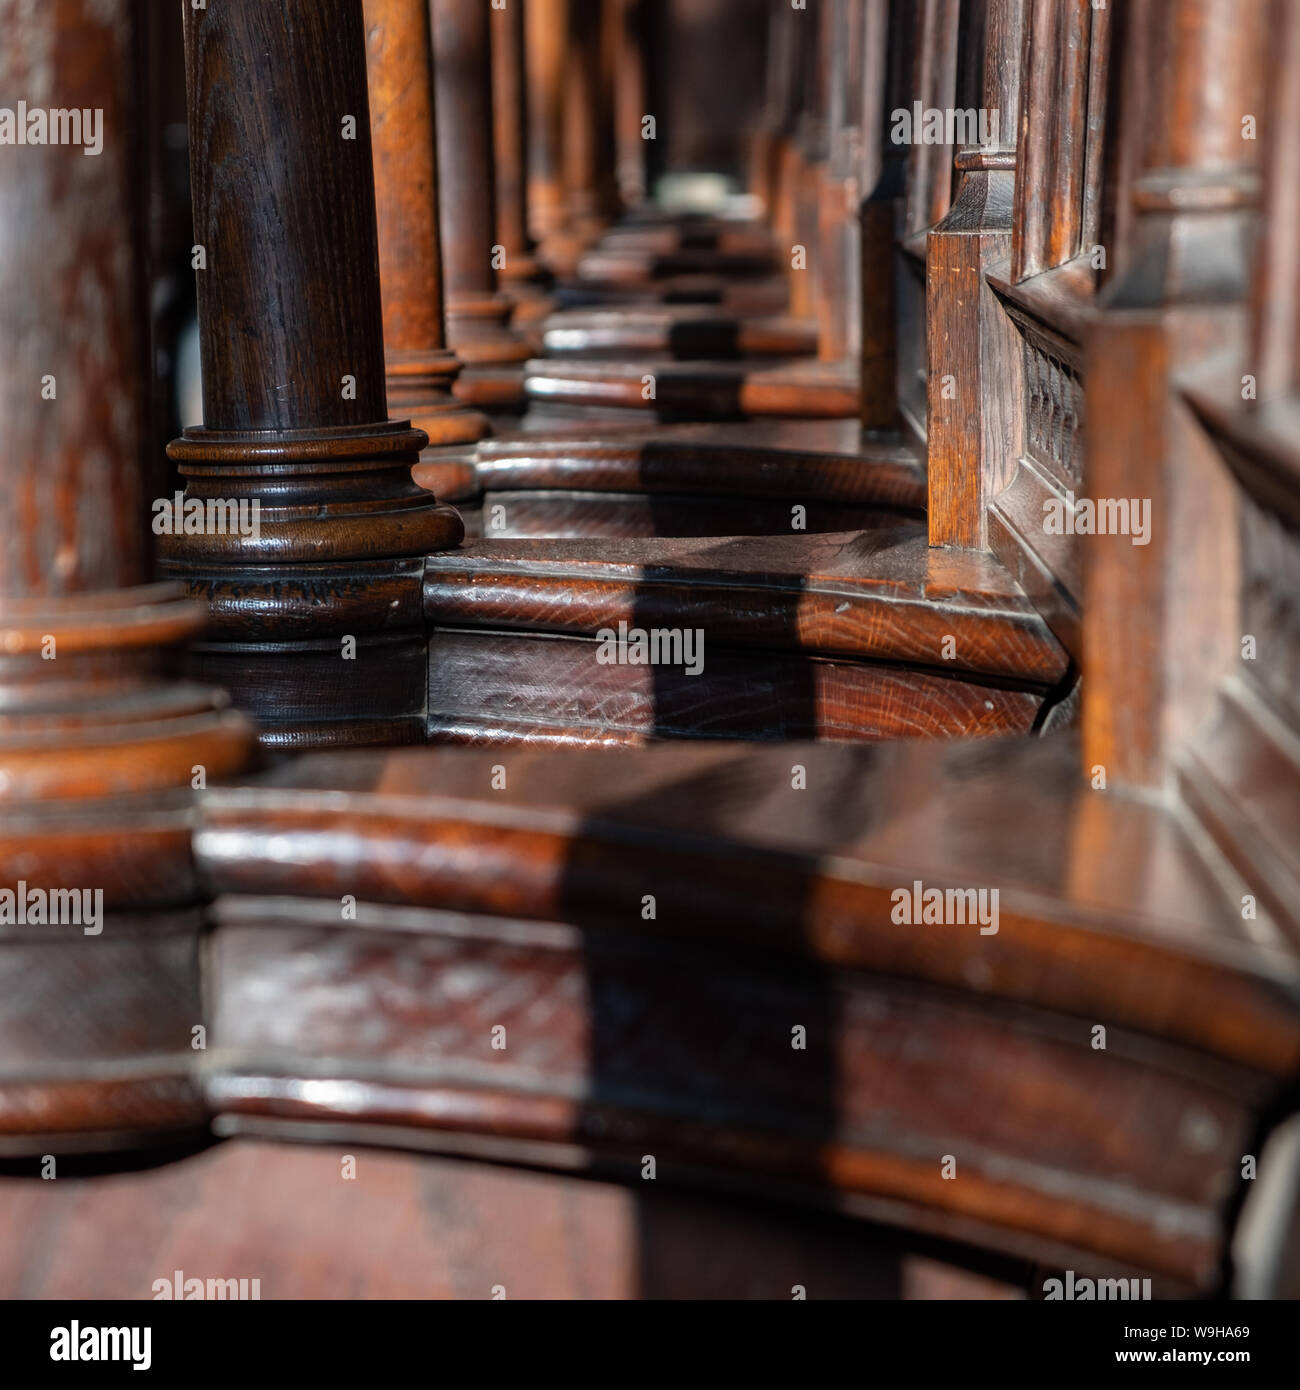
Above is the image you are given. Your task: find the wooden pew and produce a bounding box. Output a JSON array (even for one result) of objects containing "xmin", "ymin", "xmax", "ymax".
[
  {"xmin": 420, "ymin": 0, "xmax": 1073, "ymax": 746},
  {"xmin": 3, "ymin": 0, "xmax": 1299, "ymax": 1305},
  {"xmin": 524, "ymin": 0, "xmax": 862, "ymax": 421},
  {"xmin": 471, "ymin": 0, "xmax": 935, "ymax": 536}
]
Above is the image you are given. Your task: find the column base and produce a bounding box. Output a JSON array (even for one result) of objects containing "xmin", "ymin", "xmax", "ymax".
[
  {"xmin": 386, "ymin": 349, "xmax": 492, "ymax": 446},
  {"xmin": 161, "ymin": 419, "xmax": 463, "ymax": 749},
  {"xmin": 0, "ymin": 583, "xmax": 254, "ymax": 1154}
]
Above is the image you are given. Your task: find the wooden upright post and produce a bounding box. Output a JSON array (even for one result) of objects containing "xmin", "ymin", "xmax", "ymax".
[
  {"xmin": 610, "ymin": 0, "xmax": 649, "ymax": 208},
  {"xmin": 491, "ymin": 0, "xmax": 553, "ymax": 318},
  {"xmin": 925, "ymin": 0, "xmax": 1027, "ymax": 549},
  {"xmin": 429, "ymin": 0, "xmax": 531, "ymax": 410},
  {"xmin": 1082, "ymin": 0, "xmax": 1266, "ymax": 788},
  {"xmin": 364, "ymin": 0, "xmax": 490, "ymax": 446},
  {"xmin": 0, "ymin": 0, "xmax": 252, "ymax": 1151},
  {"xmin": 163, "ymin": 0, "xmax": 462, "ymax": 748},
  {"xmin": 527, "ymin": 0, "xmax": 585, "ymax": 274}
]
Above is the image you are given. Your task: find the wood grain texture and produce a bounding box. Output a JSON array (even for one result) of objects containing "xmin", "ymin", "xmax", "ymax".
[
  {"xmin": 7, "ymin": 0, "xmax": 1298, "ymax": 1306},
  {"xmin": 181, "ymin": 733, "xmax": 1300, "ymax": 1285},
  {"xmin": 195, "ymin": 740, "xmax": 1300, "ymax": 1077},
  {"xmin": 164, "ymin": 0, "xmax": 464, "ymax": 750},
  {"xmin": 474, "ymin": 492, "xmax": 904, "ymax": 540},
  {"xmin": 491, "ymin": 0, "xmax": 547, "ymax": 287},
  {"xmin": 424, "ymin": 529, "xmax": 1067, "ymax": 684},
  {"xmin": 204, "ymin": 903, "xmax": 1246, "ymax": 1287},
  {"xmin": 925, "ymin": 0, "xmax": 1026, "ymax": 549},
  {"xmin": 423, "ymin": 628, "xmax": 1044, "ymax": 743},
  {"xmin": 0, "ymin": 0, "xmax": 148, "ymax": 597},
  {"xmin": 0, "ymin": 0, "xmax": 253, "ymax": 1157},
  {"xmin": 475, "ymin": 419, "xmax": 926, "ymax": 507},
  {"xmin": 524, "ymin": 357, "xmax": 860, "ymax": 420},
  {"xmin": 184, "ymin": 0, "xmax": 387, "ymax": 431}
]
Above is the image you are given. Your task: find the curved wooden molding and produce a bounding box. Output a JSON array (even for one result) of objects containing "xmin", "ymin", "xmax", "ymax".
[{"xmin": 188, "ymin": 737, "xmax": 1300, "ymax": 1288}]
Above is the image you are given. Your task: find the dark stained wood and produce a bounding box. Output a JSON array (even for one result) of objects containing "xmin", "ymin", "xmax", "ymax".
[
  {"xmin": 423, "ymin": 529, "xmax": 1068, "ymax": 686},
  {"xmin": 860, "ymin": 0, "xmax": 919, "ymax": 434},
  {"xmin": 980, "ymin": 1, "xmax": 1115, "ymax": 658},
  {"xmin": 1082, "ymin": 0, "xmax": 1267, "ymax": 789},
  {"xmin": 8, "ymin": 0, "xmax": 1300, "ymax": 1309},
  {"xmin": 187, "ymin": 735, "xmax": 1300, "ymax": 1287},
  {"xmin": 429, "ymin": 0, "xmax": 531, "ymax": 408},
  {"xmin": 491, "ymin": 0, "xmax": 547, "ymax": 290},
  {"xmin": 610, "ymin": 0, "xmax": 650, "ymax": 207},
  {"xmin": 468, "ymin": 492, "xmax": 902, "ymax": 540},
  {"xmin": 439, "ymin": 416, "xmax": 924, "ymax": 536},
  {"xmin": 197, "ymin": 740, "xmax": 1298, "ymax": 1075},
  {"xmin": 1011, "ymin": 0, "xmax": 1092, "ymax": 283},
  {"xmin": 561, "ymin": 0, "xmax": 620, "ymax": 239},
  {"xmin": 422, "ymin": 629, "xmax": 1044, "ymax": 743},
  {"xmin": 474, "ymin": 419, "xmax": 927, "ymax": 508},
  {"xmin": 0, "ymin": 0, "xmax": 253, "ymax": 1156},
  {"xmin": 926, "ymin": 0, "xmax": 1026, "ymax": 549},
  {"xmin": 490, "ymin": 0, "xmax": 555, "ymax": 337},
  {"xmin": 526, "ymin": 0, "xmax": 584, "ymax": 274},
  {"xmin": 1248, "ymin": 0, "xmax": 1300, "ymax": 404},
  {"xmin": 1171, "ymin": 0, "xmax": 1300, "ymax": 952},
  {"xmin": 524, "ymin": 356, "xmax": 860, "ymax": 420},
  {"xmin": 161, "ymin": 0, "xmax": 462, "ymax": 749},
  {"xmin": 364, "ymin": 0, "xmax": 490, "ymax": 446},
  {"xmin": 1, "ymin": 5, "xmax": 146, "ymax": 596}
]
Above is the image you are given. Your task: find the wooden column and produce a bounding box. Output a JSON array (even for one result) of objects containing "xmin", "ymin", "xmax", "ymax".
[
  {"xmin": 526, "ymin": 0, "xmax": 575, "ymax": 265},
  {"xmin": 491, "ymin": 0, "xmax": 555, "ymax": 324},
  {"xmin": 163, "ymin": 0, "xmax": 462, "ymax": 749},
  {"xmin": 750, "ymin": 3, "xmax": 783, "ymax": 216},
  {"xmin": 364, "ymin": 0, "xmax": 489, "ymax": 447},
  {"xmin": 610, "ymin": 0, "xmax": 649, "ymax": 208},
  {"xmin": 788, "ymin": 6, "xmax": 824, "ymax": 321},
  {"xmin": 429, "ymin": 0, "xmax": 531, "ymax": 409},
  {"xmin": 1250, "ymin": 0, "xmax": 1300, "ymax": 406},
  {"xmin": 0, "ymin": 0, "xmax": 253, "ymax": 1151},
  {"xmin": 562, "ymin": 0, "xmax": 619, "ymax": 239},
  {"xmin": 1082, "ymin": 0, "xmax": 1267, "ymax": 788}
]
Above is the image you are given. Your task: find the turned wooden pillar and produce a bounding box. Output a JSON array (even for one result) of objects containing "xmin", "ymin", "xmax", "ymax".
[
  {"xmin": 788, "ymin": 8, "xmax": 824, "ymax": 321},
  {"xmin": 1250, "ymin": 0, "xmax": 1300, "ymax": 405},
  {"xmin": 526, "ymin": 0, "xmax": 587, "ymax": 275},
  {"xmin": 0, "ymin": 0, "xmax": 253, "ymax": 1150},
  {"xmin": 163, "ymin": 0, "xmax": 462, "ymax": 749},
  {"xmin": 1082, "ymin": 0, "xmax": 1267, "ymax": 788},
  {"xmin": 364, "ymin": 0, "xmax": 489, "ymax": 447},
  {"xmin": 561, "ymin": 0, "xmax": 617, "ymax": 238},
  {"xmin": 765, "ymin": 1, "xmax": 804, "ymax": 248},
  {"xmin": 610, "ymin": 0, "xmax": 649, "ymax": 208},
  {"xmin": 429, "ymin": 0, "xmax": 531, "ymax": 406},
  {"xmin": 491, "ymin": 0, "xmax": 550, "ymax": 300}
]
